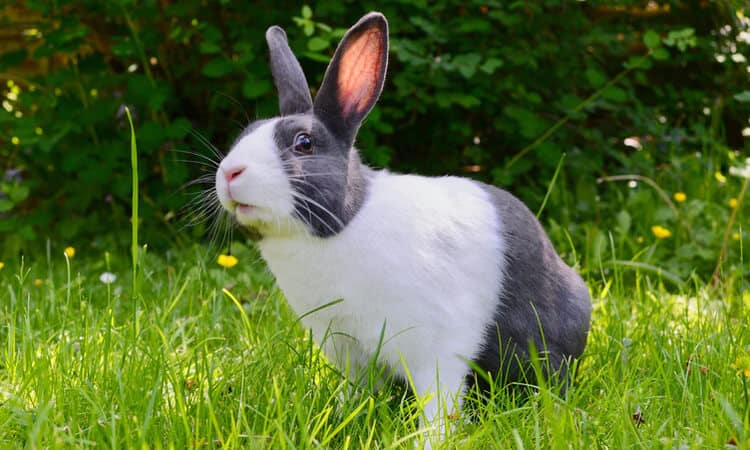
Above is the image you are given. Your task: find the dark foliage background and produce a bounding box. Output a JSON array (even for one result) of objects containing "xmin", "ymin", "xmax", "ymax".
[{"xmin": 1, "ymin": 0, "xmax": 748, "ymax": 282}]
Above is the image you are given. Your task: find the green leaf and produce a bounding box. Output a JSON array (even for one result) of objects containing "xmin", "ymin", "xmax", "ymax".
[
  {"xmin": 242, "ymin": 78, "xmax": 272, "ymax": 99},
  {"xmin": 643, "ymin": 30, "xmax": 660, "ymax": 49},
  {"xmin": 584, "ymin": 68, "xmax": 607, "ymax": 88},
  {"xmin": 625, "ymin": 55, "xmax": 652, "ymax": 70},
  {"xmin": 452, "ymin": 53, "xmax": 481, "ymax": 78},
  {"xmin": 616, "ymin": 210, "xmax": 631, "ymax": 234},
  {"xmin": 301, "ymin": 5, "xmax": 312, "ymax": 19},
  {"xmin": 202, "ymin": 58, "xmax": 234, "ymax": 77},
  {"xmin": 651, "ymin": 47, "xmax": 669, "ymax": 61},
  {"xmin": 601, "ymin": 86, "xmax": 628, "ymax": 103},
  {"xmin": 504, "ymin": 106, "xmax": 548, "ymax": 139},
  {"xmin": 167, "ymin": 117, "xmax": 192, "ymax": 139},
  {"xmin": 479, "ymin": 57, "xmax": 503, "ymax": 74},
  {"xmin": 436, "ymin": 93, "xmax": 480, "ymax": 108},
  {"xmin": 0, "ymin": 199, "xmax": 14, "ymax": 212},
  {"xmin": 307, "ymin": 37, "xmax": 329, "ymax": 52},
  {"xmin": 199, "ymin": 41, "xmax": 221, "ymax": 54},
  {"xmin": 8, "ymin": 185, "xmax": 29, "ymax": 203},
  {"xmin": 733, "ymin": 91, "xmax": 750, "ymax": 102},
  {"xmin": 137, "ymin": 120, "xmax": 166, "ymax": 154}
]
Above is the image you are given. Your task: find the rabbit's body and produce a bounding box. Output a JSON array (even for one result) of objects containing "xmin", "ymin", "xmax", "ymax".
[
  {"xmin": 260, "ymin": 162, "xmax": 505, "ymax": 384},
  {"xmin": 215, "ymin": 12, "xmax": 591, "ymax": 444}
]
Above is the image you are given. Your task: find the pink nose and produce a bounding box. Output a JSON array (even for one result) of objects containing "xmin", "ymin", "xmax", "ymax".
[{"xmin": 224, "ymin": 165, "xmax": 246, "ymax": 182}]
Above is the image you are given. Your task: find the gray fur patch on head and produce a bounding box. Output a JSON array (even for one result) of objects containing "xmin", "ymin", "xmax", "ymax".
[{"xmin": 272, "ymin": 116, "xmax": 371, "ymax": 238}]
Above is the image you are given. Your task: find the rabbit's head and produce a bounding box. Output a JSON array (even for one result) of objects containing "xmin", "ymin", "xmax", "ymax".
[{"xmin": 215, "ymin": 13, "xmax": 388, "ymax": 238}]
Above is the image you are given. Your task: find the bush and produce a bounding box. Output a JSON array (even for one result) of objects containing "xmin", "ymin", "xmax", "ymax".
[{"xmin": 1, "ymin": 1, "xmax": 748, "ymax": 282}]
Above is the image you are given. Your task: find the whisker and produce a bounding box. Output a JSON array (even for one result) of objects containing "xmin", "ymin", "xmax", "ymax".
[
  {"xmin": 212, "ymin": 90, "xmax": 251, "ymax": 125},
  {"xmin": 172, "ymin": 148, "xmax": 221, "ymax": 167},
  {"xmin": 292, "ymin": 203, "xmax": 338, "ymax": 236},
  {"xmin": 189, "ymin": 129, "xmax": 225, "ymax": 162},
  {"xmin": 290, "ymin": 191, "xmax": 345, "ymax": 231},
  {"xmin": 288, "ymin": 172, "xmax": 348, "ymax": 178}
]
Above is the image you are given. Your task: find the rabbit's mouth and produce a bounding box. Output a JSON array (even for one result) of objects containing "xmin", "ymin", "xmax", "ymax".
[{"xmin": 235, "ymin": 203, "xmax": 256, "ymax": 214}]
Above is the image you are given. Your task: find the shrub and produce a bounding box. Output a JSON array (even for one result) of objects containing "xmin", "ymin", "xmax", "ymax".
[{"xmin": 1, "ymin": 1, "xmax": 748, "ymax": 283}]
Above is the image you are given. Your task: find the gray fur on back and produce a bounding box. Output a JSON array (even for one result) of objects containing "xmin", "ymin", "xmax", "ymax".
[{"xmin": 471, "ymin": 183, "xmax": 591, "ymax": 392}]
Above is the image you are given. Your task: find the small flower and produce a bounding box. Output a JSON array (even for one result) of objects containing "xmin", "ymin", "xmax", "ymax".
[
  {"xmin": 734, "ymin": 355, "xmax": 750, "ymax": 378},
  {"xmin": 729, "ymin": 198, "xmax": 738, "ymax": 209},
  {"xmin": 64, "ymin": 246, "xmax": 75, "ymax": 258},
  {"xmin": 99, "ymin": 272, "xmax": 116, "ymax": 284},
  {"xmin": 89, "ymin": 88, "xmax": 98, "ymax": 98},
  {"xmin": 636, "ymin": 236, "xmax": 644, "ymax": 244},
  {"xmin": 673, "ymin": 192, "xmax": 687, "ymax": 203},
  {"xmin": 217, "ymin": 254, "xmax": 238, "ymax": 268},
  {"xmin": 11, "ymin": 136, "xmax": 20, "ymax": 145},
  {"xmin": 733, "ymin": 232, "xmax": 741, "ymax": 241},
  {"xmin": 34, "ymin": 278, "xmax": 42, "ymax": 286},
  {"xmin": 651, "ymin": 225, "xmax": 672, "ymax": 239},
  {"xmin": 715, "ymin": 171, "xmax": 727, "ymax": 184},
  {"xmin": 0, "ymin": 262, "xmax": 5, "ymax": 270}
]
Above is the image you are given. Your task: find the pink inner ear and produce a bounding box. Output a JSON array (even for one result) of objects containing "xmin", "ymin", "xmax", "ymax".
[{"xmin": 337, "ymin": 28, "xmax": 383, "ymax": 117}]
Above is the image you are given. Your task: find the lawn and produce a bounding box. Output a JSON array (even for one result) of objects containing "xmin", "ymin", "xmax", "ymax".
[{"xmin": 0, "ymin": 239, "xmax": 748, "ymax": 449}]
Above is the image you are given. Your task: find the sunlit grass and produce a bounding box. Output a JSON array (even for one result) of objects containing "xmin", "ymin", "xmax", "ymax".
[{"xmin": 0, "ymin": 241, "xmax": 748, "ymax": 448}]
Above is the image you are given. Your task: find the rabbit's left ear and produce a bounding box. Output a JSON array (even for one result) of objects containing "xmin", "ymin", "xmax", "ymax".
[
  {"xmin": 314, "ymin": 12, "xmax": 388, "ymax": 145},
  {"xmin": 266, "ymin": 26, "xmax": 314, "ymax": 115}
]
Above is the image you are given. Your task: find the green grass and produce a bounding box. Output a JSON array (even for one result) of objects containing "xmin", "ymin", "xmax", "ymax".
[{"xmin": 0, "ymin": 241, "xmax": 748, "ymax": 449}]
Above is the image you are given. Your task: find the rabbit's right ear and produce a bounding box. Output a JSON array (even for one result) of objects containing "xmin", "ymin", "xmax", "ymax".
[
  {"xmin": 314, "ymin": 13, "xmax": 388, "ymax": 146},
  {"xmin": 266, "ymin": 26, "xmax": 313, "ymax": 115}
]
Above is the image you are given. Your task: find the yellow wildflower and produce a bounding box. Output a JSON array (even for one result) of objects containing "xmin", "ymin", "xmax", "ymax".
[
  {"xmin": 733, "ymin": 232, "xmax": 741, "ymax": 241},
  {"xmin": 64, "ymin": 246, "xmax": 75, "ymax": 258},
  {"xmin": 651, "ymin": 225, "xmax": 672, "ymax": 239},
  {"xmin": 89, "ymin": 88, "xmax": 98, "ymax": 98},
  {"xmin": 0, "ymin": 262, "xmax": 4, "ymax": 270},
  {"xmin": 11, "ymin": 136, "xmax": 19, "ymax": 145},
  {"xmin": 673, "ymin": 192, "xmax": 687, "ymax": 203},
  {"xmin": 734, "ymin": 354, "xmax": 750, "ymax": 378},
  {"xmin": 715, "ymin": 171, "xmax": 727, "ymax": 183},
  {"xmin": 217, "ymin": 254, "xmax": 238, "ymax": 268},
  {"xmin": 729, "ymin": 198, "xmax": 738, "ymax": 209},
  {"xmin": 34, "ymin": 278, "xmax": 42, "ymax": 286}
]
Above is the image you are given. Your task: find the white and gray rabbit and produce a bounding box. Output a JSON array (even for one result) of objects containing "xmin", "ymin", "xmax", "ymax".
[{"xmin": 215, "ymin": 12, "xmax": 591, "ymax": 444}]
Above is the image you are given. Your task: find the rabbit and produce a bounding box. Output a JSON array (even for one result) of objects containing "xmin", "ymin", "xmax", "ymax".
[{"xmin": 215, "ymin": 11, "xmax": 591, "ymax": 445}]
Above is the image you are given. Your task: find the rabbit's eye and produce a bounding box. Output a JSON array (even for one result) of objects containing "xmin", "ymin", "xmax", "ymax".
[{"xmin": 293, "ymin": 133, "xmax": 313, "ymax": 154}]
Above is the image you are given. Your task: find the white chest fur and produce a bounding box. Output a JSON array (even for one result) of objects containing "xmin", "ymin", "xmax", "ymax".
[{"xmin": 259, "ymin": 171, "xmax": 506, "ymax": 382}]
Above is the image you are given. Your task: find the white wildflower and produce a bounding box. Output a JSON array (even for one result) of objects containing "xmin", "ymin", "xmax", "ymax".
[{"xmin": 99, "ymin": 272, "xmax": 117, "ymax": 284}]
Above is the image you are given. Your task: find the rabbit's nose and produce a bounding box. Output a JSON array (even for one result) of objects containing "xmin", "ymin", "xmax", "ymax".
[{"xmin": 224, "ymin": 165, "xmax": 246, "ymax": 182}]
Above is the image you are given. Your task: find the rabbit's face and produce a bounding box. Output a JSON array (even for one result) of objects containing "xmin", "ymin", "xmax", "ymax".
[
  {"xmin": 215, "ymin": 13, "xmax": 388, "ymax": 240},
  {"xmin": 215, "ymin": 118, "xmax": 295, "ymax": 236},
  {"xmin": 216, "ymin": 114, "xmax": 352, "ymax": 238}
]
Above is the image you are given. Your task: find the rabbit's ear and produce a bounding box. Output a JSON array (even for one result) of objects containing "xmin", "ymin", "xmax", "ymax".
[
  {"xmin": 314, "ymin": 12, "xmax": 388, "ymax": 145},
  {"xmin": 266, "ymin": 26, "xmax": 313, "ymax": 115}
]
